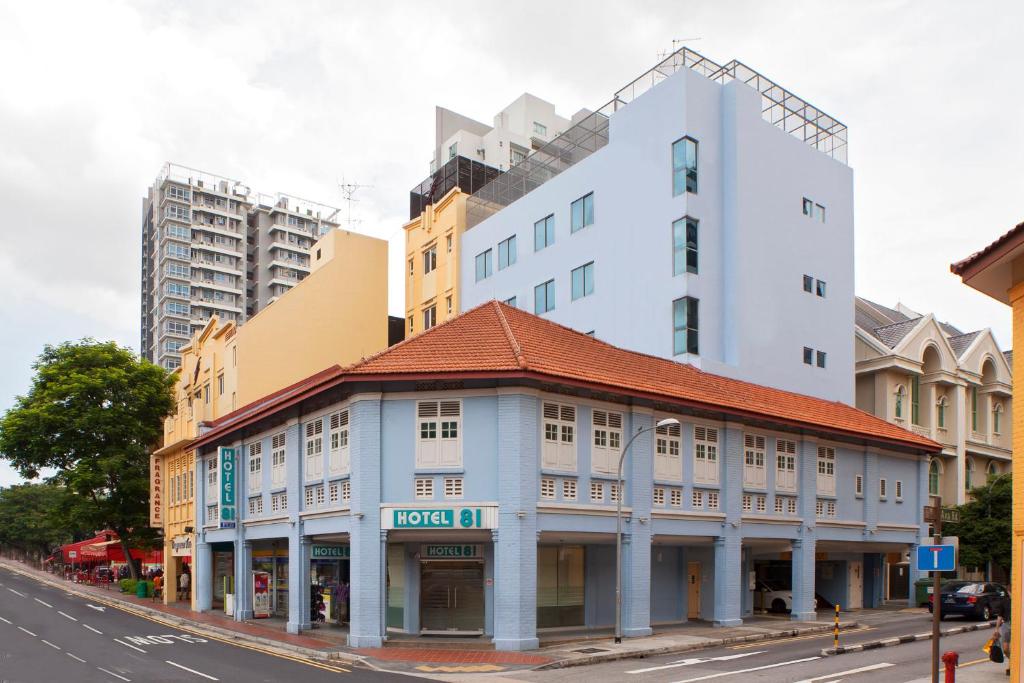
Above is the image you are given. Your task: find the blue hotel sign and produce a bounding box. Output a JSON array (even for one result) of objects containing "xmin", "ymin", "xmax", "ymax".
[
  {"xmin": 393, "ymin": 508, "xmax": 485, "ymax": 529},
  {"xmin": 218, "ymin": 447, "xmax": 236, "ymax": 529}
]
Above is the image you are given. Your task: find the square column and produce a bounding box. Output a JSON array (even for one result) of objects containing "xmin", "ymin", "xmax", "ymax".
[
  {"xmin": 712, "ymin": 534, "xmax": 742, "ymax": 626},
  {"xmin": 790, "ymin": 537, "xmax": 817, "ymax": 620},
  {"xmin": 623, "ymin": 410, "xmax": 653, "ymax": 637},
  {"xmin": 234, "ymin": 540, "xmax": 253, "ymax": 621},
  {"xmin": 493, "ymin": 393, "xmax": 539, "ymax": 651},
  {"xmin": 286, "ymin": 534, "xmax": 311, "ymax": 634},
  {"xmin": 348, "ymin": 397, "xmax": 384, "ymax": 648},
  {"xmin": 194, "ymin": 541, "xmax": 213, "ymax": 612}
]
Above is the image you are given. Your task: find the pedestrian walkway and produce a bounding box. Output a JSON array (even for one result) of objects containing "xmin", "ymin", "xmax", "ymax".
[
  {"xmin": 0, "ymin": 559, "xmax": 854, "ymax": 673},
  {"xmin": 904, "ymin": 659, "xmax": 1010, "ymax": 682}
]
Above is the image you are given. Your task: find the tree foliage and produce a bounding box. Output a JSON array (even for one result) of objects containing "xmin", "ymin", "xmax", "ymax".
[
  {"xmin": 0, "ymin": 483, "xmax": 89, "ymax": 559},
  {"xmin": 945, "ymin": 473, "xmax": 1012, "ymax": 575},
  {"xmin": 0, "ymin": 340, "xmax": 174, "ymax": 578}
]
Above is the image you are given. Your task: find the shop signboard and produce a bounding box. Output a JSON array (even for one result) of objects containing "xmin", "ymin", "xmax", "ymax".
[
  {"xmin": 218, "ymin": 447, "xmax": 236, "ymax": 529},
  {"xmin": 311, "ymin": 545, "xmax": 350, "ymax": 559},
  {"xmin": 171, "ymin": 535, "xmax": 192, "ymax": 557},
  {"xmin": 252, "ymin": 571, "xmax": 271, "ymax": 618},
  {"xmin": 422, "ymin": 544, "xmax": 482, "ymax": 559},
  {"xmin": 150, "ymin": 453, "xmax": 163, "ymax": 527},
  {"xmin": 383, "ymin": 506, "xmax": 497, "ymax": 530}
]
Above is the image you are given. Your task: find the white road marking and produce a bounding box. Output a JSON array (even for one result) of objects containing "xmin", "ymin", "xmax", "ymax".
[
  {"xmin": 98, "ymin": 667, "xmax": 131, "ymax": 681},
  {"xmin": 114, "ymin": 637, "xmax": 148, "ymax": 653},
  {"xmin": 0, "ymin": 616, "xmax": 11, "ymax": 624},
  {"xmin": 166, "ymin": 660, "xmax": 219, "ymax": 680},
  {"xmin": 792, "ymin": 662, "xmax": 894, "ymax": 683},
  {"xmin": 83, "ymin": 623, "xmax": 103, "ymax": 634},
  {"xmin": 87, "ymin": 604, "xmax": 106, "ymax": 612},
  {"xmin": 7, "ymin": 587, "xmax": 25, "ymax": 596},
  {"xmin": 628, "ymin": 651, "xmax": 765, "ymax": 674},
  {"xmin": 18, "ymin": 626, "xmax": 37, "ymax": 637},
  {"xmin": 41, "ymin": 639, "xmax": 60, "ymax": 650},
  {"xmin": 671, "ymin": 656, "xmax": 822, "ymax": 683},
  {"xmin": 58, "ymin": 610, "xmax": 78, "ymax": 621},
  {"xmin": 66, "ymin": 652, "xmax": 87, "ymax": 663},
  {"xmin": 34, "ymin": 597, "xmax": 53, "ymax": 608}
]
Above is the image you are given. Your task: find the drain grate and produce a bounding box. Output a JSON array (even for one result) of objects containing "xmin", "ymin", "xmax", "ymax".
[{"xmin": 573, "ymin": 647, "xmax": 609, "ymax": 654}]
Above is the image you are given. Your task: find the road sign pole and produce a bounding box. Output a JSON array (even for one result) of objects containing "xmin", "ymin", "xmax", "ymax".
[{"xmin": 932, "ymin": 495, "xmax": 942, "ymax": 683}]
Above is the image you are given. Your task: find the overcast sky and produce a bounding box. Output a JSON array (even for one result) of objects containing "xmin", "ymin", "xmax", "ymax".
[{"xmin": 1, "ymin": 1, "xmax": 1022, "ymax": 487}]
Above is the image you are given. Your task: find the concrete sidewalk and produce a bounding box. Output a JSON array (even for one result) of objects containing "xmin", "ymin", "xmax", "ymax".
[
  {"xmin": 0, "ymin": 559, "xmax": 852, "ymax": 673},
  {"xmin": 905, "ymin": 659, "xmax": 1010, "ymax": 682}
]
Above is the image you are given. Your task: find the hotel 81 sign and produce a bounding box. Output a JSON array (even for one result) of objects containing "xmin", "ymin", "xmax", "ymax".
[
  {"xmin": 383, "ymin": 506, "xmax": 497, "ymax": 530},
  {"xmin": 218, "ymin": 447, "xmax": 236, "ymax": 529}
]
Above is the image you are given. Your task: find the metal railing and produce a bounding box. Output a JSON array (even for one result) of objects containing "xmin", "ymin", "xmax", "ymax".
[{"xmin": 465, "ymin": 47, "xmax": 847, "ymax": 228}]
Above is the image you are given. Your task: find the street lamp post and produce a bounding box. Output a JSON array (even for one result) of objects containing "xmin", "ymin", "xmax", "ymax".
[{"xmin": 615, "ymin": 417, "xmax": 680, "ymax": 644}]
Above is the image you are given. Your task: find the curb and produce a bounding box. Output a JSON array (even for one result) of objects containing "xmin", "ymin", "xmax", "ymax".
[
  {"xmin": 537, "ymin": 622, "xmax": 863, "ymax": 670},
  {"xmin": 820, "ymin": 620, "xmax": 996, "ymax": 656},
  {"xmin": 0, "ymin": 562, "xmax": 364, "ymax": 667}
]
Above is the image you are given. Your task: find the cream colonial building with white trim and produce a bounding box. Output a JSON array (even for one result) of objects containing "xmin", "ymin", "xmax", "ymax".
[{"xmin": 855, "ymin": 297, "xmax": 1012, "ymax": 506}]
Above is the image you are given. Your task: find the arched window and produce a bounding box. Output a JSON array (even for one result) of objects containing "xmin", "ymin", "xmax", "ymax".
[
  {"xmin": 987, "ymin": 461, "xmax": 999, "ymax": 479},
  {"xmin": 965, "ymin": 458, "xmax": 975, "ymax": 491},
  {"xmin": 992, "ymin": 403, "xmax": 1003, "ymax": 434},
  {"xmin": 894, "ymin": 385, "xmax": 906, "ymax": 420},
  {"xmin": 929, "ymin": 459, "xmax": 941, "ymax": 496},
  {"xmin": 936, "ymin": 396, "xmax": 948, "ymax": 429}
]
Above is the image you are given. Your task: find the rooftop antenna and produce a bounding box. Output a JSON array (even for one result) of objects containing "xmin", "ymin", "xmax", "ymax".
[
  {"xmin": 657, "ymin": 37, "xmax": 702, "ymax": 60},
  {"xmin": 337, "ymin": 176, "xmax": 373, "ymax": 231}
]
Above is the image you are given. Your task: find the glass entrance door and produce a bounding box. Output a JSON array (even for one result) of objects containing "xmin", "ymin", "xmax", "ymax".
[{"xmin": 420, "ymin": 561, "xmax": 484, "ymax": 634}]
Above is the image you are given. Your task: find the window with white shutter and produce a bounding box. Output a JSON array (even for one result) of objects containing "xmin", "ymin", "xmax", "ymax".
[
  {"xmin": 563, "ymin": 479, "xmax": 577, "ymax": 501},
  {"xmin": 692, "ymin": 489, "xmax": 704, "ymax": 509},
  {"xmin": 743, "ymin": 434, "xmax": 767, "ymax": 488},
  {"xmin": 305, "ymin": 420, "xmax": 323, "ymax": 481},
  {"xmin": 342, "ymin": 480, "xmax": 350, "ymax": 503},
  {"xmin": 652, "ymin": 487, "xmax": 665, "ymax": 506},
  {"xmin": 328, "ymin": 481, "xmax": 339, "ymax": 505},
  {"xmin": 541, "ymin": 402, "xmax": 577, "ymax": 471},
  {"xmin": 206, "ymin": 457, "xmax": 217, "ymax": 492},
  {"xmin": 248, "ymin": 443, "xmax": 263, "ymax": 493},
  {"xmin": 416, "ymin": 400, "xmax": 462, "ymax": 468},
  {"xmin": 654, "ymin": 420, "xmax": 682, "ymax": 481},
  {"xmin": 329, "ymin": 410, "xmax": 350, "ymax": 475},
  {"xmin": 540, "ymin": 478, "xmax": 556, "ymax": 499},
  {"xmin": 415, "ymin": 478, "xmax": 433, "ymax": 499},
  {"xmin": 775, "ymin": 439, "xmax": 797, "ymax": 493},
  {"xmin": 304, "ymin": 485, "xmax": 316, "ymax": 509},
  {"xmin": 707, "ymin": 491, "xmax": 719, "ymax": 510},
  {"xmin": 444, "ymin": 477, "xmax": 463, "ymax": 499},
  {"xmin": 670, "ymin": 489, "xmax": 682, "ymax": 507},
  {"xmin": 590, "ymin": 481, "xmax": 604, "ymax": 503},
  {"xmin": 271, "ymin": 432, "xmax": 287, "ymax": 488},
  {"xmin": 592, "ymin": 410, "xmax": 623, "ymax": 475},
  {"xmin": 693, "ymin": 426, "xmax": 719, "ymax": 484},
  {"xmin": 816, "ymin": 446, "xmax": 836, "ymax": 495}
]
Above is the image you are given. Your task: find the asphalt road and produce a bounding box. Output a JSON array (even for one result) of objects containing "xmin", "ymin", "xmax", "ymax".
[
  {"xmin": 510, "ymin": 612, "xmax": 1004, "ymax": 683},
  {"xmin": 0, "ymin": 565, "xmax": 413, "ymax": 682}
]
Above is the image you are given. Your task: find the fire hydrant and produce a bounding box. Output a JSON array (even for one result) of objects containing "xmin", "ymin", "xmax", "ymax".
[{"xmin": 941, "ymin": 651, "xmax": 959, "ymax": 683}]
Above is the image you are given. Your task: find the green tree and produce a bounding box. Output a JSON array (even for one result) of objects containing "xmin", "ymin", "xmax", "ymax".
[
  {"xmin": 0, "ymin": 482, "xmax": 88, "ymax": 562},
  {"xmin": 945, "ymin": 473, "xmax": 1012, "ymax": 580},
  {"xmin": 0, "ymin": 340, "xmax": 174, "ymax": 579}
]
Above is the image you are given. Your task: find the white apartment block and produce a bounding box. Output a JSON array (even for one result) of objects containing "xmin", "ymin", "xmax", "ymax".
[
  {"xmin": 432, "ymin": 93, "xmax": 573, "ymax": 173},
  {"xmin": 459, "ymin": 49, "xmax": 854, "ymax": 403},
  {"xmin": 140, "ymin": 163, "xmax": 340, "ymax": 370}
]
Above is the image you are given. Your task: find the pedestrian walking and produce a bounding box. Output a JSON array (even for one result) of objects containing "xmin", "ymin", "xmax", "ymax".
[
  {"xmin": 178, "ymin": 569, "xmax": 190, "ymax": 601},
  {"xmin": 993, "ymin": 601, "xmax": 1011, "ymax": 677}
]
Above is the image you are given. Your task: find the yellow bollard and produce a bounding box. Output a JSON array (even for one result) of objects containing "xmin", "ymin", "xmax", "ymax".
[{"xmin": 834, "ymin": 604, "xmax": 840, "ymax": 651}]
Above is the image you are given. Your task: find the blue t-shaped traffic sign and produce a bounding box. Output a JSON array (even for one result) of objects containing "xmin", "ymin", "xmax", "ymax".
[{"xmin": 916, "ymin": 544, "xmax": 956, "ymax": 572}]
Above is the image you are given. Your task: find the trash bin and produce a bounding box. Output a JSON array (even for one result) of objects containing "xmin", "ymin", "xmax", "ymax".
[
  {"xmin": 915, "ymin": 578, "xmax": 933, "ymax": 607},
  {"xmin": 136, "ymin": 581, "xmax": 149, "ymax": 599}
]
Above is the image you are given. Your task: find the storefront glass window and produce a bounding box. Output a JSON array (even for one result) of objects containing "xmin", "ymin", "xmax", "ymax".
[
  {"xmin": 387, "ymin": 545, "xmax": 405, "ymax": 629},
  {"xmin": 537, "ymin": 545, "xmax": 584, "ymax": 628}
]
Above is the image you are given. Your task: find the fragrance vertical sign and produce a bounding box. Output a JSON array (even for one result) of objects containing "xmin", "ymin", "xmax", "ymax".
[{"xmin": 218, "ymin": 447, "xmax": 236, "ymax": 529}]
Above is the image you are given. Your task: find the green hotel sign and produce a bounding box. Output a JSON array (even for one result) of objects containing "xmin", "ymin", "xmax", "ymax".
[
  {"xmin": 392, "ymin": 508, "xmax": 485, "ymax": 529},
  {"xmin": 422, "ymin": 544, "xmax": 481, "ymax": 559},
  {"xmin": 311, "ymin": 545, "xmax": 350, "ymax": 559}
]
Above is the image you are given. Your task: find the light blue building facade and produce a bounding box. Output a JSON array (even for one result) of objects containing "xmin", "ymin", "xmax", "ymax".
[{"xmin": 188, "ymin": 305, "xmax": 936, "ymax": 650}]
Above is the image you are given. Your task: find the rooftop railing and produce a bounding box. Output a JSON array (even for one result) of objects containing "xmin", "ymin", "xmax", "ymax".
[{"xmin": 465, "ymin": 47, "xmax": 847, "ymax": 228}]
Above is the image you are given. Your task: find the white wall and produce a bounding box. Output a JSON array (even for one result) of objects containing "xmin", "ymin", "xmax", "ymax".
[{"xmin": 460, "ymin": 67, "xmax": 855, "ymax": 403}]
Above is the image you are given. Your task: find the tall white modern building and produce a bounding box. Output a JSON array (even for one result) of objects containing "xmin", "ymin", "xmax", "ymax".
[
  {"xmin": 140, "ymin": 163, "xmax": 340, "ymax": 370},
  {"xmin": 459, "ymin": 49, "xmax": 854, "ymax": 403}
]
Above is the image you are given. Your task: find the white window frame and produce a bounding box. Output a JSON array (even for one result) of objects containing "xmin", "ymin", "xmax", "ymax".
[
  {"xmin": 670, "ymin": 489, "xmax": 683, "ymax": 507},
  {"xmin": 444, "ymin": 477, "xmax": 464, "ymax": 499},
  {"xmin": 692, "ymin": 489, "xmax": 704, "ymax": 509},
  {"xmin": 415, "ymin": 477, "xmax": 434, "ymax": 500},
  {"xmin": 816, "ymin": 446, "xmax": 836, "ymax": 495},
  {"xmin": 591, "ymin": 409, "xmax": 623, "ymax": 475},
  {"xmin": 693, "ymin": 425, "xmax": 719, "ymax": 484},
  {"xmin": 329, "ymin": 410, "xmax": 350, "ymax": 475},
  {"xmin": 895, "ymin": 480, "xmax": 903, "ymax": 501},
  {"xmin": 541, "ymin": 401, "xmax": 577, "ymax": 472},
  {"xmin": 248, "ymin": 443, "xmax": 262, "ymax": 493},
  {"xmin": 271, "ymin": 432, "xmax": 287, "ymax": 488},
  {"xmin": 416, "ymin": 400, "xmax": 462, "ymax": 468},
  {"xmin": 562, "ymin": 479, "xmax": 577, "ymax": 501},
  {"xmin": 775, "ymin": 439, "xmax": 797, "ymax": 492},
  {"xmin": 654, "ymin": 419, "xmax": 682, "ymax": 481},
  {"xmin": 879, "ymin": 478, "xmax": 888, "ymax": 500},
  {"xmin": 305, "ymin": 419, "xmax": 323, "ymax": 481},
  {"xmin": 854, "ymin": 474, "xmax": 864, "ymax": 498},
  {"xmin": 707, "ymin": 491, "xmax": 720, "ymax": 510},
  {"xmin": 743, "ymin": 434, "xmax": 767, "ymax": 488},
  {"xmin": 652, "ymin": 487, "xmax": 665, "ymax": 506},
  {"xmin": 540, "ymin": 477, "xmax": 556, "ymax": 500},
  {"xmin": 590, "ymin": 481, "xmax": 604, "ymax": 503}
]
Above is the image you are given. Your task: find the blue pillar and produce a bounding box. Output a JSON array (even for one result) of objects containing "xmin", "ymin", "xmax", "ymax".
[
  {"xmin": 235, "ymin": 540, "xmax": 253, "ymax": 620},
  {"xmin": 623, "ymin": 411, "xmax": 653, "ymax": 637},
  {"xmin": 714, "ymin": 425, "xmax": 743, "ymax": 627},
  {"xmin": 493, "ymin": 394, "xmax": 539, "ymax": 651},
  {"xmin": 791, "ymin": 537, "xmax": 817, "ymax": 620},
  {"xmin": 195, "ymin": 541, "xmax": 213, "ymax": 612},
  {"xmin": 286, "ymin": 533, "xmax": 311, "ymax": 634},
  {"xmin": 908, "ymin": 456, "xmax": 931, "ymax": 607},
  {"xmin": 484, "ymin": 532, "xmax": 495, "ymax": 637},
  {"xmin": 348, "ymin": 397, "xmax": 384, "ymax": 648}
]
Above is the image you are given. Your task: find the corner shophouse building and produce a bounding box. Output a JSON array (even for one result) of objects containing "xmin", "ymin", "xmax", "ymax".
[{"xmin": 186, "ymin": 302, "xmax": 939, "ymax": 649}]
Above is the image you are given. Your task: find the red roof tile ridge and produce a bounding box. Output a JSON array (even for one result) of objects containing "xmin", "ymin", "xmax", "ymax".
[
  {"xmin": 951, "ymin": 219, "xmax": 1024, "ymax": 274},
  {"xmin": 493, "ymin": 301, "xmax": 527, "ymax": 368}
]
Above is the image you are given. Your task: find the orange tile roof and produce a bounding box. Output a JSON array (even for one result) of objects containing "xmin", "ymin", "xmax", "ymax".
[{"xmin": 192, "ymin": 301, "xmax": 939, "ymax": 453}]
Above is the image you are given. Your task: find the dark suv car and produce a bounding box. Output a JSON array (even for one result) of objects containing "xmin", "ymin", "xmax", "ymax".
[{"xmin": 928, "ymin": 581, "xmax": 1009, "ymax": 620}]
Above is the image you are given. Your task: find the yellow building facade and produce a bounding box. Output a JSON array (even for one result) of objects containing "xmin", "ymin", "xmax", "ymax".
[
  {"xmin": 404, "ymin": 188, "xmax": 467, "ymax": 336},
  {"xmin": 952, "ymin": 222, "xmax": 1024, "ymax": 680},
  {"xmin": 151, "ymin": 228, "xmax": 389, "ymax": 607}
]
